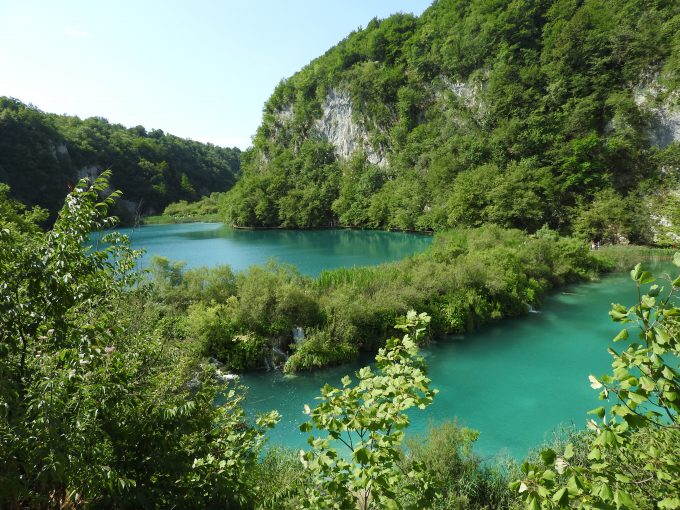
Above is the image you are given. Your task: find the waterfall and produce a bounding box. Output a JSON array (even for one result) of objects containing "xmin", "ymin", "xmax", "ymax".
[
  {"xmin": 526, "ymin": 303, "xmax": 541, "ymax": 314},
  {"xmin": 272, "ymin": 346, "xmax": 289, "ymax": 361},
  {"xmin": 292, "ymin": 326, "xmax": 305, "ymax": 343}
]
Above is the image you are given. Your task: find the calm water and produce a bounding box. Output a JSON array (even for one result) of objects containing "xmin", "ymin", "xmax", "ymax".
[
  {"xmin": 241, "ymin": 262, "xmax": 676, "ymax": 460},
  {"xmin": 98, "ymin": 223, "xmax": 432, "ymax": 276},
  {"xmin": 100, "ymin": 224, "xmax": 672, "ymax": 460}
]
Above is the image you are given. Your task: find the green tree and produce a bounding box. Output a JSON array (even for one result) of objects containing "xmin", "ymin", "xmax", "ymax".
[
  {"xmin": 0, "ymin": 173, "xmax": 278, "ymax": 508},
  {"xmin": 298, "ymin": 311, "xmax": 437, "ymax": 509},
  {"xmin": 512, "ymin": 255, "xmax": 680, "ymax": 509}
]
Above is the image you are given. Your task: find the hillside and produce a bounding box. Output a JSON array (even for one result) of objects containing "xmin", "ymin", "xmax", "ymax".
[
  {"xmin": 224, "ymin": 0, "xmax": 680, "ymax": 244},
  {"xmin": 0, "ymin": 97, "xmax": 241, "ymax": 223}
]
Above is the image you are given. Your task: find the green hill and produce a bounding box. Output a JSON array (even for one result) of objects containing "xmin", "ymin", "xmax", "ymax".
[
  {"xmin": 223, "ymin": 0, "xmax": 680, "ymax": 243},
  {"xmin": 0, "ymin": 97, "xmax": 241, "ymax": 223}
]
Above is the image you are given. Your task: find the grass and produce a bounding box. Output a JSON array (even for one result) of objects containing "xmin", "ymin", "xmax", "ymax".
[{"xmin": 141, "ymin": 213, "xmax": 222, "ymax": 225}]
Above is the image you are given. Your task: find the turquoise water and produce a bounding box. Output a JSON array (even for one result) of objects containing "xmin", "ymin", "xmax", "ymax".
[
  {"xmin": 101, "ymin": 224, "xmax": 673, "ymax": 460},
  {"xmin": 99, "ymin": 223, "xmax": 432, "ymax": 276},
  {"xmin": 241, "ymin": 262, "xmax": 676, "ymax": 460}
]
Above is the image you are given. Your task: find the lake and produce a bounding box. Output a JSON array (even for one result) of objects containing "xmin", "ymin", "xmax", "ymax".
[
  {"xmin": 104, "ymin": 223, "xmax": 672, "ymax": 460},
  {"xmin": 99, "ymin": 222, "xmax": 432, "ymax": 276},
  {"xmin": 240, "ymin": 262, "xmax": 676, "ymax": 460}
]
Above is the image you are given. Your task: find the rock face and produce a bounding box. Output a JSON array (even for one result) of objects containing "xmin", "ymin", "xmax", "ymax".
[
  {"xmin": 313, "ymin": 89, "xmax": 388, "ymax": 167},
  {"xmin": 634, "ymin": 82, "xmax": 680, "ymax": 148}
]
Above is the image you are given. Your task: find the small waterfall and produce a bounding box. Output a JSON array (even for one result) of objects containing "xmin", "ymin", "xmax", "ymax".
[
  {"xmin": 526, "ymin": 303, "xmax": 541, "ymax": 314},
  {"xmin": 292, "ymin": 326, "xmax": 305, "ymax": 343},
  {"xmin": 272, "ymin": 347, "xmax": 289, "ymax": 361},
  {"xmin": 264, "ymin": 355, "xmax": 272, "ymax": 371}
]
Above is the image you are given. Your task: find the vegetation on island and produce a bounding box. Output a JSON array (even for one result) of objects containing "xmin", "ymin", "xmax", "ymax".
[
  {"xmin": 142, "ymin": 193, "xmax": 224, "ymax": 224},
  {"xmin": 148, "ymin": 224, "xmax": 614, "ymax": 373},
  {"xmin": 0, "ymin": 97, "xmax": 240, "ymax": 224},
  {"xmin": 222, "ymin": 0, "xmax": 679, "ymax": 245}
]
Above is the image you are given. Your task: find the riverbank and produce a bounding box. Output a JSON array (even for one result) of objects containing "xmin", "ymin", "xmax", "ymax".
[
  {"xmin": 241, "ymin": 260, "xmax": 677, "ymax": 459},
  {"xmin": 140, "ymin": 213, "xmax": 222, "ymax": 225}
]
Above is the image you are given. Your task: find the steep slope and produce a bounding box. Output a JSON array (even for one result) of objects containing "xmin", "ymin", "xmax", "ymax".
[
  {"xmin": 224, "ymin": 0, "xmax": 680, "ymax": 242},
  {"xmin": 0, "ymin": 97, "xmax": 241, "ymax": 223}
]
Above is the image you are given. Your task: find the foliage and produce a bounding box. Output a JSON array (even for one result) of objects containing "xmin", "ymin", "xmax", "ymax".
[
  {"xmin": 144, "ymin": 192, "xmax": 226, "ymax": 224},
  {"xmin": 284, "ymin": 328, "xmax": 358, "ymax": 373},
  {"xmin": 572, "ymin": 189, "xmax": 652, "ymax": 244},
  {"xmin": 512, "ymin": 256, "xmax": 680, "ymax": 509},
  {"xmin": 298, "ymin": 311, "xmax": 437, "ymax": 509},
  {"xmin": 0, "ymin": 97, "xmax": 240, "ymax": 224},
  {"xmin": 224, "ymin": 0, "xmax": 680, "ymax": 241},
  {"xmin": 185, "ymin": 300, "xmax": 267, "ymax": 371},
  {"xmin": 149, "ymin": 225, "xmax": 607, "ymax": 372},
  {"xmin": 404, "ymin": 421, "xmax": 519, "ymax": 510},
  {"xmin": 0, "ymin": 174, "xmax": 277, "ymax": 508}
]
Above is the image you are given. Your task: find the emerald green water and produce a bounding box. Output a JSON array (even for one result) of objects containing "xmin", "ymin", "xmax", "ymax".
[
  {"xmin": 103, "ymin": 223, "xmax": 432, "ymax": 276},
  {"xmin": 104, "ymin": 224, "xmax": 672, "ymax": 460},
  {"xmin": 241, "ymin": 263, "xmax": 675, "ymax": 460}
]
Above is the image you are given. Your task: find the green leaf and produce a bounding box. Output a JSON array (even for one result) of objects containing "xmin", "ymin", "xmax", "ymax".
[
  {"xmin": 614, "ymin": 489, "xmax": 635, "ymax": 508},
  {"xmin": 588, "ymin": 406, "xmax": 606, "ymax": 419},
  {"xmin": 640, "ymin": 294, "xmax": 655, "ymax": 309},
  {"xmin": 589, "ymin": 375, "xmax": 603, "ymax": 389},
  {"xmin": 638, "ymin": 271, "xmax": 655, "ymax": 285},
  {"xmin": 552, "ymin": 487, "xmax": 569, "ymax": 505},
  {"xmin": 540, "ymin": 448, "xmax": 556, "ymax": 465},
  {"xmin": 659, "ymin": 497, "xmax": 680, "ymax": 509},
  {"xmin": 564, "ymin": 443, "xmax": 574, "ymax": 460},
  {"xmin": 612, "ymin": 329, "xmax": 628, "ymax": 342},
  {"xmin": 353, "ymin": 446, "xmax": 370, "ymax": 464},
  {"xmin": 673, "ymin": 252, "xmax": 680, "ymax": 268},
  {"xmin": 630, "ymin": 263, "xmax": 642, "ymax": 281}
]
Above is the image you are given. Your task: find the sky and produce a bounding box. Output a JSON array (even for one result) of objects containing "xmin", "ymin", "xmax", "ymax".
[{"xmin": 0, "ymin": 0, "xmax": 432, "ymax": 149}]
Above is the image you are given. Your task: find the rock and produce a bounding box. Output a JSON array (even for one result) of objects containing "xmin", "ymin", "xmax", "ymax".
[
  {"xmin": 313, "ymin": 88, "xmax": 388, "ymax": 167},
  {"xmin": 634, "ymin": 80, "xmax": 680, "ymax": 148}
]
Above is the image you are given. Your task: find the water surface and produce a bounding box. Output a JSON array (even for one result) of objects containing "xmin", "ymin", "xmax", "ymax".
[
  {"xmin": 99, "ymin": 223, "xmax": 432, "ymax": 276},
  {"xmin": 241, "ymin": 262, "xmax": 676, "ymax": 460}
]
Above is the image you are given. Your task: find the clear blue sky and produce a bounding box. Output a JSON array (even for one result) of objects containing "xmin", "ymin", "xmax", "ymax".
[{"xmin": 0, "ymin": 0, "xmax": 432, "ymax": 149}]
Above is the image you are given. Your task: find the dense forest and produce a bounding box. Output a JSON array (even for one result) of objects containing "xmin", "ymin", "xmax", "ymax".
[
  {"xmin": 0, "ymin": 97, "xmax": 241, "ymax": 223},
  {"xmin": 223, "ymin": 0, "xmax": 680, "ymax": 245}
]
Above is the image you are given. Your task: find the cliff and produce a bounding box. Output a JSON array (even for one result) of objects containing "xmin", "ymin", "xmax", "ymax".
[{"xmin": 224, "ymin": 0, "xmax": 680, "ymax": 242}]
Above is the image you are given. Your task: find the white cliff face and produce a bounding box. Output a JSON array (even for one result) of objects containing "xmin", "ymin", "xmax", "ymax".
[
  {"xmin": 634, "ymin": 81, "xmax": 680, "ymax": 148},
  {"xmin": 439, "ymin": 77, "xmax": 481, "ymax": 109},
  {"xmin": 314, "ymin": 89, "xmax": 387, "ymax": 167},
  {"xmin": 276, "ymin": 104, "xmax": 294, "ymax": 123}
]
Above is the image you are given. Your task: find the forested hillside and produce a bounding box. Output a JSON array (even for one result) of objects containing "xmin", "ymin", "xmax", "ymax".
[
  {"xmin": 224, "ymin": 0, "xmax": 680, "ymax": 244},
  {"xmin": 0, "ymin": 97, "xmax": 241, "ymax": 223}
]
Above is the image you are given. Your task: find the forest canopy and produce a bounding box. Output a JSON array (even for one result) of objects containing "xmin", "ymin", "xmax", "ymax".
[
  {"xmin": 0, "ymin": 97, "xmax": 241, "ymax": 223},
  {"xmin": 223, "ymin": 0, "xmax": 680, "ymax": 244}
]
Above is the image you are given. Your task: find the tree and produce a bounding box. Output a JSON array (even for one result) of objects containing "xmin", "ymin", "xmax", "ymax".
[
  {"xmin": 298, "ymin": 311, "xmax": 437, "ymax": 509},
  {"xmin": 0, "ymin": 173, "xmax": 278, "ymax": 508},
  {"xmin": 512, "ymin": 255, "xmax": 680, "ymax": 509}
]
